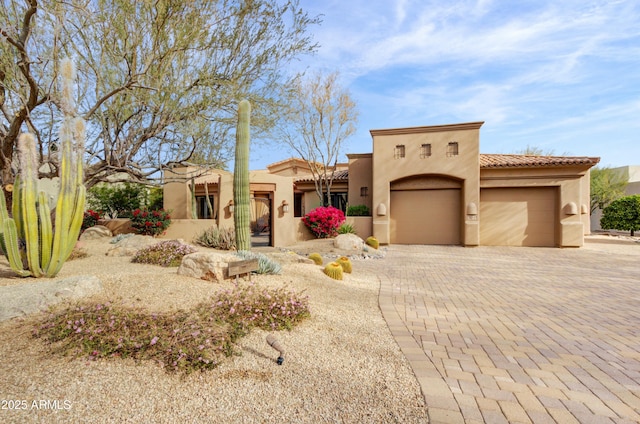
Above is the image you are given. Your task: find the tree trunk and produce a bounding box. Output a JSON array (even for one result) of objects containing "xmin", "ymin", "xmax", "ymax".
[{"xmin": 1, "ymin": 161, "xmax": 15, "ymax": 213}]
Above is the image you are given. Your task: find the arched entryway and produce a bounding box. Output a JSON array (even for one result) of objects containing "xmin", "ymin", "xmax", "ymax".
[
  {"xmin": 390, "ymin": 175, "xmax": 462, "ymax": 245},
  {"xmin": 250, "ymin": 194, "xmax": 272, "ymax": 247}
]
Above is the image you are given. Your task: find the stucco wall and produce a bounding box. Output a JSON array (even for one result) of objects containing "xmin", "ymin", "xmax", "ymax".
[
  {"xmin": 346, "ymin": 154, "xmax": 373, "ymax": 212},
  {"xmin": 370, "ymin": 122, "xmax": 482, "ymax": 246},
  {"xmin": 480, "ymin": 165, "xmax": 593, "ymax": 247}
]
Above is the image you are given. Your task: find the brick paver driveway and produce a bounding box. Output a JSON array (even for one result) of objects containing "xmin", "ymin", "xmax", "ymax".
[{"xmin": 367, "ymin": 240, "xmax": 639, "ymax": 423}]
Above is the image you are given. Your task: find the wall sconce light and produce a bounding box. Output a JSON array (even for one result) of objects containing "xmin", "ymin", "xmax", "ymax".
[
  {"xmin": 228, "ymin": 200, "xmax": 234, "ymax": 213},
  {"xmin": 466, "ymin": 202, "xmax": 478, "ymax": 221},
  {"xmin": 282, "ymin": 200, "xmax": 290, "ymax": 213},
  {"xmin": 466, "ymin": 202, "xmax": 478, "ymax": 216},
  {"xmin": 564, "ymin": 202, "xmax": 578, "ymax": 215},
  {"xmin": 581, "ymin": 204, "xmax": 588, "ymax": 214},
  {"xmin": 376, "ymin": 203, "xmax": 387, "ymax": 216},
  {"xmin": 360, "ymin": 186, "xmax": 368, "ymax": 197}
]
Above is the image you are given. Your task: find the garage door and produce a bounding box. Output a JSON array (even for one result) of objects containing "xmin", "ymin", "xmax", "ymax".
[
  {"xmin": 480, "ymin": 187, "xmax": 557, "ymax": 247},
  {"xmin": 390, "ymin": 189, "xmax": 461, "ymax": 244}
]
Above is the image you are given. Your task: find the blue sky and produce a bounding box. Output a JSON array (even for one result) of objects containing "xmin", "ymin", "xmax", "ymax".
[{"xmin": 251, "ymin": 0, "xmax": 640, "ymax": 169}]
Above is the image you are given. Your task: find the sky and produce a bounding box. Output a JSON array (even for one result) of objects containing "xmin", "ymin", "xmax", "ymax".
[{"xmin": 250, "ymin": 0, "xmax": 640, "ymax": 170}]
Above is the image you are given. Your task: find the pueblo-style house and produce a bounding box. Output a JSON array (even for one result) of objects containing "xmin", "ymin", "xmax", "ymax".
[{"xmin": 162, "ymin": 122, "xmax": 599, "ymax": 248}]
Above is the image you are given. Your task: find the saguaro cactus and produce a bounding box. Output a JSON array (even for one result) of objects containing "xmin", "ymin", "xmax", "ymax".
[
  {"xmin": 233, "ymin": 100, "xmax": 251, "ymax": 251},
  {"xmin": 0, "ymin": 59, "xmax": 86, "ymax": 277}
]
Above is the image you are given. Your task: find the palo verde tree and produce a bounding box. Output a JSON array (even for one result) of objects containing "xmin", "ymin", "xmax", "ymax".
[
  {"xmin": 1, "ymin": 0, "xmax": 320, "ymax": 200},
  {"xmin": 275, "ymin": 71, "xmax": 358, "ymax": 206},
  {"xmin": 600, "ymin": 194, "xmax": 640, "ymax": 236},
  {"xmin": 590, "ymin": 166, "xmax": 628, "ymax": 213}
]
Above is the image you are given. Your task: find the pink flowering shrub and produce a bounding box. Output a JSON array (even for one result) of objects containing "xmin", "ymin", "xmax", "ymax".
[
  {"xmin": 302, "ymin": 206, "xmax": 346, "ymax": 238},
  {"xmin": 33, "ymin": 284, "xmax": 310, "ymax": 374}
]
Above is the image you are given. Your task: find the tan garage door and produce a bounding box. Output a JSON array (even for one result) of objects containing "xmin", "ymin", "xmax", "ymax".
[
  {"xmin": 480, "ymin": 187, "xmax": 557, "ymax": 247},
  {"xmin": 390, "ymin": 189, "xmax": 461, "ymax": 244}
]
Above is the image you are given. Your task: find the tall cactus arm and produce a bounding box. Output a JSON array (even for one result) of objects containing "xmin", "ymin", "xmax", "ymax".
[
  {"xmin": 38, "ymin": 192, "xmax": 53, "ymax": 273},
  {"xmin": 18, "ymin": 134, "xmax": 43, "ymax": 277},
  {"xmin": 0, "ymin": 188, "xmax": 11, "ymax": 256},
  {"xmin": 11, "ymin": 175, "xmax": 23, "ymax": 239},
  {"xmin": 46, "ymin": 184, "xmax": 85, "ymax": 277},
  {"xmin": 2, "ymin": 220, "xmax": 31, "ymax": 277},
  {"xmin": 233, "ymin": 99, "xmax": 251, "ymax": 251},
  {"xmin": 0, "ymin": 188, "xmax": 30, "ymax": 276}
]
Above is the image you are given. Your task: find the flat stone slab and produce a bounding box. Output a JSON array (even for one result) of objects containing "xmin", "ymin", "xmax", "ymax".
[{"xmin": 0, "ymin": 276, "xmax": 102, "ymax": 322}]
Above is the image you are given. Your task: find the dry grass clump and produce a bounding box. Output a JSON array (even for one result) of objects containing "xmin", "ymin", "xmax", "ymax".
[
  {"xmin": 32, "ymin": 284, "xmax": 310, "ymax": 374},
  {"xmin": 67, "ymin": 247, "xmax": 89, "ymax": 261}
]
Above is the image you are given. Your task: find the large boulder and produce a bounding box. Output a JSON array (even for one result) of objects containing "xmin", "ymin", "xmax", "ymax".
[
  {"xmin": 105, "ymin": 235, "xmax": 157, "ymax": 257},
  {"xmin": 178, "ymin": 251, "xmax": 239, "ymax": 282},
  {"xmin": 79, "ymin": 225, "xmax": 112, "ymax": 240},
  {"xmin": 0, "ymin": 276, "xmax": 102, "ymax": 322},
  {"xmin": 333, "ymin": 234, "xmax": 365, "ymax": 251},
  {"xmin": 99, "ymin": 218, "xmax": 135, "ymax": 235}
]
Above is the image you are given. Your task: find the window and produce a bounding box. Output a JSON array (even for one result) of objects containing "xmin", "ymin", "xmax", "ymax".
[
  {"xmin": 323, "ymin": 192, "xmax": 348, "ymax": 212},
  {"xmin": 420, "ymin": 144, "xmax": 432, "ymax": 158},
  {"xmin": 447, "ymin": 141, "xmax": 459, "ymax": 156},
  {"xmin": 196, "ymin": 195, "xmax": 215, "ymax": 219},
  {"xmin": 394, "ymin": 144, "xmax": 405, "ymax": 159}
]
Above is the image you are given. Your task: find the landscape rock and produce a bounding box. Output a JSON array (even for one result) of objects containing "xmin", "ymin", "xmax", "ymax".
[
  {"xmin": 80, "ymin": 225, "xmax": 113, "ymax": 240},
  {"xmin": 177, "ymin": 251, "xmax": 239, "ymax": 282},
  {"xmin": 99, "ymin": 218, "xmax": 135, "ymax": 235},
  {"xmin": 105, "ymin": 235, "xmax": 157, "ymax": 257},
  {"xmin": 333, "ymin": 234, "xmax": 365, "ymax": 251},
  {"xmin": 0, "ymin": 276, "xmax": 102, "ymax": 322}
]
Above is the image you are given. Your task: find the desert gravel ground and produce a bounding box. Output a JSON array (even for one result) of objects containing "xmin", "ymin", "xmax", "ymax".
[{"xmin": 0, "ymin": 239, "xmax": 428, "ymax": 423}]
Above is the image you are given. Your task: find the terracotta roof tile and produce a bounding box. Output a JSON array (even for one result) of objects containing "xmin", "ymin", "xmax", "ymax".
[
  {"xmin": 480, "ymin": 154, "xmax": 600, "ymax": 168},
  {"xmin": 295, "ymin": 169, "xmax": 349, "ymax": 183}
]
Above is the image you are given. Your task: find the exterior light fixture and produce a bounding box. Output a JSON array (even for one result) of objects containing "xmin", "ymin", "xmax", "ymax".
[
  {"xmin": 360, "ymin": 187, "xmax": 368, "ymax": 197},
  {"xmin": 376, "ymin": 203, "xmax": 387, "ymax": 216},
  {"xmin": 282, "ymin": 200, "xmax": 290, "ymax": 213},
  {"xmin": 565, "ymin": 202, "xmax": 578, "ymax": 215},
  {"xmin": 266, "ymin": 334, "xmax": 285, "ymax": 365},
  {"xmin": 228, "ymin": 200, "xmax": 234, "ymax": 213}
]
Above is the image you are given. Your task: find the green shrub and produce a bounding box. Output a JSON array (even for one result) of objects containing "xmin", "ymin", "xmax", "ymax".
[
  {"xmin": 365, "ymin": 236, "xmax": 379, "ymax": 249},
  {"xmin": 33, "ymin": 284, "xmax": 310, "ymax": 373},
  {"xmin": 132, "ymin": 240, "xmax": 197, "ymax": 267},
  {"xmin": 337, "ymin": 223, "xmax": 356, "ymax": 235},
  {"xmin": 600, "ymin": 194, "xmax": 640, "ymax": 236},
  {"xmin": 130, "ymin": 209, "xmax": 172, "ymax": 237},
  {"xmin": 308, "ymin": 252, "xmax": 323, "ymax": 265},
  {"xmin": 346, "ymin": 204, "xmax": 370, "ymax": 216},
  {"xmin": 235, "ymin": 251, "xmax": 282, "ymax": 275},
  {"xmin": 194, "ymin": 227, "xmax": 236, "ymax": 250},
  {"xmin": 87, "ymin": 182, "xmax": 147, "ymax": 218},
  {"xmin": 82, "ymin": 209, "xmax": 102, "ymax": 232}
]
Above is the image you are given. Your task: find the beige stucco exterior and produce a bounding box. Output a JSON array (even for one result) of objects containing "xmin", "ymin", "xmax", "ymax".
[
  {"xmin": 369, "ymin": 122, "xmax": 482, "ymax": 246},
  {"xmin": 162, "ymin": 122, "xmax": 599, "ymax": 248}
]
